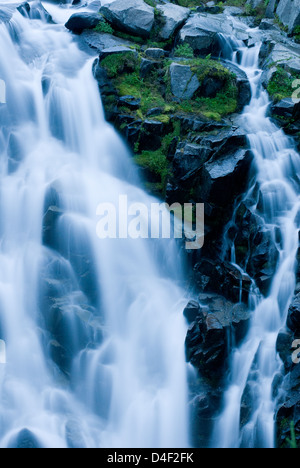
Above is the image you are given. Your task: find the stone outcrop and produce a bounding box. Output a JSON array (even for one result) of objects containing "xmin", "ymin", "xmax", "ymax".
[
  {"xmin": 276, "ymin": 0, "xmax": 300, "ymax": 33},
  {"xmin": 100, "ymin": 0, "xmax": 155, "ymax": 38}
]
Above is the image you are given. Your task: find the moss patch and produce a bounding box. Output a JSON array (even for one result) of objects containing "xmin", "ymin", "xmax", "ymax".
[{"xmin": 267, "ymin": 68, "xmax": 295, "ymax": 101}]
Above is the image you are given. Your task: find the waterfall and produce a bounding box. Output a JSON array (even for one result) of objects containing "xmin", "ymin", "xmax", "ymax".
[
  {"xmin": 0, "ymin": 5, "xmax": 189, "ymax": 448},
  {"xmin": 211, "ymin": 38, "xmax": 300, "ymax": 448}
]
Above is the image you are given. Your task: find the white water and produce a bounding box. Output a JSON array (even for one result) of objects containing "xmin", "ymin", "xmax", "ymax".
[
  {"xmin": 0, "ymin": 5, "xmax": 189, "ymax": 448},
  {"xmin": 212, "ymin": 40, "xmax": 300, "ymax": 448}
]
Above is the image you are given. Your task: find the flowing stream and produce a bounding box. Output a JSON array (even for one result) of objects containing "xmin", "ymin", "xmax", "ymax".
[
  {"xmin": 0, "ymin": 3, "xmax": 189, "ymax": 448},
  {"xmin": 212, "ymin": 34, "xmax": 300, "ymax": 448}
]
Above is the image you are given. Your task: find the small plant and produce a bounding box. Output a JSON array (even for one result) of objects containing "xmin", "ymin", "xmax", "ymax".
[
  {"xmin": 294, "ymin": 26, "xmax": 300, "ymax": 43},
  {"xmin": 94, "ymin": 20, "xmax": 114, "ymax": 35},
  {"xmin": 287, "ymin": 422, "xmax": 298, "ymax": 449},
  {"xmin": 174, "ymin": 43, "xmax": 194, "ymax": 58}
]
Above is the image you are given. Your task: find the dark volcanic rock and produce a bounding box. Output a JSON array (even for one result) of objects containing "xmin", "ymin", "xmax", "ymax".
[
  {"xmin": 287, "ymin": 294, "xmax": 300, "ymax": 334},
  {"xmin": 65, "ymin": 13, "xmax": 101, "ymax": 34},
  {"xmin": 185, "ymin": 295, "xmax": 251, "ymax": 382}
]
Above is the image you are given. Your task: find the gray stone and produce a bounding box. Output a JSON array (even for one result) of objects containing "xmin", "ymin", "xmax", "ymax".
[
  {"xmin": 259, "ymin": 19, "xmax": 278, "ymax": 31},
  {"xmin": 246, "ymin": 0, "xmax": 265, "ymax": 8},
  {"xmin": 265, "ymin": 0, "xmax": 277, "ymax": 18},
  {"xmin": 99, "ymin": 46, "xmax": 138, "ymax": 60},
  {"xmin": 81, "ymin": 31, "xmax": 134, "ymax": 52},
  {"xmin": 65, "ymin": 12, "xmax": 101, "ymax": 34},
  {"xmin": 100, "ymin": 0, "xmax": 155, "ymax": 38},
  {"xmin": 223, "ymin": 6, "xmax": 244, "ymax": 16},
  {"xmin": 266, "ymin": 43, "xmax": 300, "ymax": 74},
  {"xmin": 170, "ymin": 63, "xmax": 200, "ymax": 100},
  {"xmin": 276, "ymin": 0, "xmax": 300, "ymax": 33},
  {"xmin": 179, "ymin": 13, "xmax": 238, "ymax": 55},
  {"xmin": 157, "ymin": 3, "xmax": 190, "ymax": 40},
  {"xmin": 144, "ymin": 48, "xmax": 165, "ymax": 60}
]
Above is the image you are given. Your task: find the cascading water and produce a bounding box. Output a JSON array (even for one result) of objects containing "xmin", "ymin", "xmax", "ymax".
[
  {"xmin": 211, "ymin": 33, "xmax": 300, "ymax": 448},
  {"xmin": 0, "ymin": 3, "xmax": 189, "ymax": 448}
]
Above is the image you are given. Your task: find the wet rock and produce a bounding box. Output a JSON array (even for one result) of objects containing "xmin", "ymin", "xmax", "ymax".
[
  {"xmin": 156, "ymin": 3, "xmax": 190, "ymax": 40},
  {"xmin": 183, "ymin": 300, "xmax": 201, "ymax": 324},
  {"xmin": 271, "ymin": 99, "xmax": 300, "ymax": 119},
  {"xmin": 99, "ymin": 46, "xmax": 138, "ymax": 61},
  {"xmin": 179, "ymin": 13, "xmax": 234, "ymax": 56},
  {"xmin": 17, "ymin": 1, "xmax": 53, "ymax": 22},
  {"xmin": 199, "ymin": 149, "xmax": 254, "ymax": 207},
  {"xmin": 139, "ymin": 120, "xmax": 165, "ymax": 152},
  {"xmin": 194, "ymin": 259, "xmax": 252, "ymax": 304},
  {"xmin": 185, "ymin": 295, "xmax": 251, "ymax": 382},
  {"xmin": 287, "ymin": 294, "xmax": 300, "ymax": 334},
  {"xmin": 221, "ymin": 61, "xmax": 251, "ymax": 111},
  {"xmin": 118, "ymin": 95, "xmax": 141, "ymax": 111},
  {"xmin": 140, "ymin": 58, "xmax": 161, "ymax": 79},
  {"xmin": 100, "ymin": 0, "xmax": 155, "ymax": 38},
  {"xmin": 65, "ymin": 13, "xmax": 101, "ymax": 34},
  {"xmin": 8, "ymin": 429, "xmax": 41, "ymax": 449},
  {"xmin": 264, "ymin": 43, "xmax": 300, "ymax": 74},
  {"xmin": 170, "ymin": 63, "xmax": 200, "ymax": 100}
]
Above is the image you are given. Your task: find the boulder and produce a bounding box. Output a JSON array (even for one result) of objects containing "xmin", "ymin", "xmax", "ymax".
[
  {"xmin": 221, "ymin": 61, "xmax": 251, "ymax": 111},
  {"xmin": 199, "ymin": 149, "xmax": 254, "ymax": 207},
  {"xmin": 156, "ymin": 3, "xmax": 190, "ymax": 40},
  {"xmin": 179, "ymin": 13, "xmax": 234, "ymax": 56},
  {"xmin": 100, "ymin": 0, "xmax": 155, "ymax": 38},
  {"xmin": 185, "ymin": 295, "xmax": 251, "ymax": 381},
  {"xmin": 170, "ymin": 63, "xmax": 200, "ymax": 100},
  {"xmin": 194, "ymin": 259, "xmax": 252, "ymax": 304},
  {"xmin": 65, "ymin": 12, "xmax": 101, "ymax": 34},
  {"xmin": 8, "ymin": 429, "xmax": 41, "ymax": 449},
  {"xmin": 99, "ymin": 46, "xmax": 137, "ymax": 60},
  {"xmin": 265, "ymin": 43, "xmax": 300, "ymax": 74},
  {"xmin": 287, "ymin": 293, "xmax": 300, "ymax": 333},
  {"xmin": 144, "ymin": 48, "xmax": 165, "ymax": 60},
  {"xmin": 271, "ymin": 99, "xmax": 300, "ymax": 119},
  {"xmin": 265, "ymin": 0, "xmax": 277, "ymax": 18},
  {"xmin": 276, "ymin": 0, "xmax": 300, "ymax": 33},
  {"xmin": 81, "ymin": 31, "xmax": 134, "ymax": 53},
  {"xmin": 17, "ymin": 1, "xmax": 53, "ymax": 22}
]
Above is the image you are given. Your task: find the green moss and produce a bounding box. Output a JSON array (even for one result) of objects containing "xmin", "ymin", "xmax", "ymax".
[
  {"xmin": 174, "ymin": 43, "xmax": 195, "ymax": 58},
  {"xmin": 100, "ymin": 53, "xmax": 140, "ymax": 79},
  {"xmin": 94, "ymin": 20, "xmax": 114, "ymax": 35},
  {"xmin": 293, "ymin": 26, "xmax": 300, "ymax": 43},
  {"xmin": 267, "ymin": 68, "xmax": 294, "ymax": 101}
]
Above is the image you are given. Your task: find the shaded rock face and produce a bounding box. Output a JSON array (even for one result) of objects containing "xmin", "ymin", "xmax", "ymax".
[
  {"xmin": 65, "ymin": 13, "xmax": 101, "ymax": 34},
  {"xmin": 170, "ymin": 63, "xmax": 200, "ymax": 100},
  {"xmin": 157, "ymin": 3, "xmax": 190, "ymax": 40},
  {"xmin": 17, "ymin": 1, "xmax": 53, "ymax": 22},
  {"xmin": 185, "ymin": 295, "xmax": 251, "ymax": 383},
  {"xmin": 100, "ymin": 0, "xmax": 155, "ymax": 38},
  {"xmin": 276, "ymin": 0, "xmax": 300, "ymax": 33},
  {"xmin": 8, "ymin": 429, "xmax": 41, "ymax": 449}
]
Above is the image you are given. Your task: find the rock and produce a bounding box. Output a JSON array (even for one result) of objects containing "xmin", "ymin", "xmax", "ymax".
[
  {"xmin": 223, "ymin": 6, "xmax": 244, "ymax": 16},
  {"xmin": 172, "ymin": 142, "xmax": 211, "ymax": 180},
  {"xmin": 156, "ymin": 3, "xmax": 190, "ymax": 40},
  {"xmin": 144, "ymin": 48, "xmax": 165, "ymax": 60},
  {"xmin": 81, "ymin": 31, "xmax": 134, "ymax": 53},
  {"xmin": 200, "ymin": 149, "xmax": 254, "ymax": 207},
  {"xmin": 17, "ymin": 1, "xmax": 53, "ymax": 22},
  {"xmin": 246, "ymin": 0, "xmax": 265, "ymax": 8},
  {"xmin": 65, "ymin": 12, "xmax": 101, "ymax": 34},
  {"xmin": 265, "ymin": 43, "xmax": 300, "ymax": 74},
  {"xmin": 139, "ymin": 58, "xmax": 161, "ymax": 79},
  {"xmin": 194, "ymin": 259, "xmax": 252, "ymax": 305},
  {"xmin": 100, "ymin": 0, "xmax": 155, "ymax": 38},
  {"xmin": 118, "ymin": 95, "xmax": 141, "ymax": 111},
  {"xmin": 139, "ymin": 120, "xmax": 165, "ymax": 151},
  {"xmin": 259, "ymin": 19, "xmax": 278, "ymax": 31},
  {"xmin": 99, "ymin": 46, "xmax": 138, "ymax": 60},
  {"xmin": 276, "ymin": 0, "xmax": 300, "ymax": 33},
  {"xmin": 271, "ymin": 99, "xmax": 300, "ymax": 119},
  {"xmin": 8, "ymin": 429, "xmax": 41, "ymax": 449},
  {"xmin": 276, "ymin": 330, "xmax": 294, "ymax": 369},
  {"xmin": 265, "ymin": 0, "xmax": 277, "ymax": 19},
  {"xmin": 185, "ymin": 295, "xmax": 251, "ymax": 381},
  {"xmin": 287, "ymin": 293, "xmax": 300, "ymax": 333},
  {"xmin": 183, "ymin": 300, "xmax": 201, "ymax": 324},
  {"xmin": 221, "ymin": 61, "xmax": 251, "ymax": 111},
  {"xmin": 179, "ymin": 13, "xmax": 233, "ymax": 56},
  {"xmin": 170, "ymin": 63, "xmax": 200, "ymax": 100}
]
